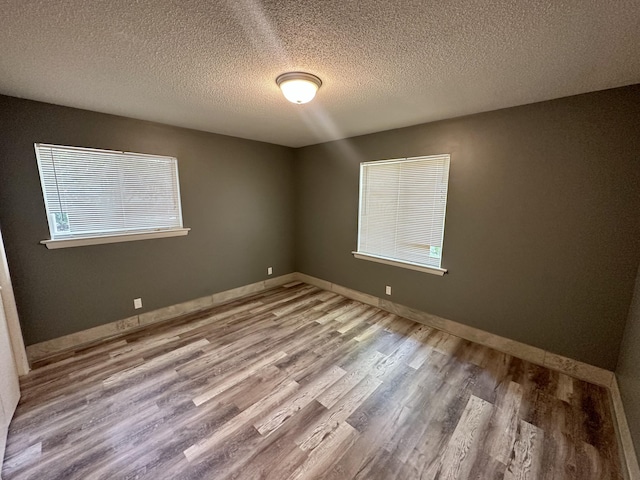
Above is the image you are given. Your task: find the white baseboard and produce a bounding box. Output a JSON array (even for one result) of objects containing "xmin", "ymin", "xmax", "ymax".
[
  {"xmin": 295, "ymin": 272, "xmax": 613, "ymax": 387},
  {"xmin": 26, "ymin": 270, "xmax": 617, "ymax": 387},
  {"xmin": 25, "ymin": 273, "xmax": 298, "ymax": 363},
  {"xmin": 610, "ymin": 376, "xmax": 640, "ymax": 480}
]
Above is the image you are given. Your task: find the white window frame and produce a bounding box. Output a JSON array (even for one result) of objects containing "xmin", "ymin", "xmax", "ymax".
[
  {"xmin": 353, "ymin": 154, "xmax": 450, "ymax": 276},
  {"xmin": 35, "ymin": 143, "xmax": 190, "ymax": 249}
]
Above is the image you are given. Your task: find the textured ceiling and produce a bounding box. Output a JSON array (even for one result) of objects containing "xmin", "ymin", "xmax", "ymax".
[{"xmin": 1, "ymin": 1, "xmax": 639, "ymax": 147}]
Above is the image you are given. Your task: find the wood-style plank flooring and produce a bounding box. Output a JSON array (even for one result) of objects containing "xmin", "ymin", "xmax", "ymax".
[{"xmin": 2, "ymin": 283, "xmax": 623, "ymax": 479}]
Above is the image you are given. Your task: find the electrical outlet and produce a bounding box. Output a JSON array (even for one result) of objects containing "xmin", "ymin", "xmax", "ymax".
[
  {"xmin": 385, "ymin": 286, "xmax": 392, "ymax": 295},
  {"xmin": 134, "ymin": 298, "xmax": 143, "ymax": 309},
  {"xmin": 267, "ymin": 266, "xmax": 273, "ymax": 275}
]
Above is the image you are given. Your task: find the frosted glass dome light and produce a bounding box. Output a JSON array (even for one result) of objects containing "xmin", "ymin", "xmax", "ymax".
[{"xmin": 276, "ymin": 72, "xmax": 322, "ymax": 104}]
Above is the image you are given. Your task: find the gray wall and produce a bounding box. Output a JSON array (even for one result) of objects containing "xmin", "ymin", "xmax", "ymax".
[
  {"xmin": 2, "ymin": 85, "xmax": 640, "ymax": 372},
  {"xmin": 0, "ymin": 95, "xmax": 295, "ymax": 345},
  {"xmin": 294, "ymin": 85, "xmax": 640, "ymax": 370},
  {"xmin": 617, "ymin": 263, "xmax": 640, "ymax": 460}
]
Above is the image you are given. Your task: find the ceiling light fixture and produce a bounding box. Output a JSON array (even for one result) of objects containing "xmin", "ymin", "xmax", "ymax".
[{"xmin": 276, "ymin": 72, "xmax": 322, "ymax": 104}]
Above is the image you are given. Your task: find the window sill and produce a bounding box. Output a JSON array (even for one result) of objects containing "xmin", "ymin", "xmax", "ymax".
[
  {"xmin": 352, "ymin": 251, "xmax": 447, "ymax": 276},
  {"xmin": 41, "ymin": 228, "xmax": 191, "ymax": 249}
]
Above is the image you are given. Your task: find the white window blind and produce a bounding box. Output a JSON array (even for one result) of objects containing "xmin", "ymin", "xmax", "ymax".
[
  {"xmin": 35, "ymin": 143, "xmax": 185, "ymax": 242},
  {"xmin": 356, "ymin": 154, "xmax": 450, "ymax": 273}
]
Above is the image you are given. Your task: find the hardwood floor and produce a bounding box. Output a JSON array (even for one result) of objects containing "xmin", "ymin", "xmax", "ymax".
[{"xmin": 2, "ymin": 282, "xmax": 623, "ymax": 479}]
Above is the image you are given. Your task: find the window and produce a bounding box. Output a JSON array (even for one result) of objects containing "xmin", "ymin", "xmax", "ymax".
[
  {"xmin": 35, "ymin": 143, "xmax": 189, "ymax": 249},
  {"xmin": 354, "ymin": 154, "xmax": 450, "ymax": 276}
]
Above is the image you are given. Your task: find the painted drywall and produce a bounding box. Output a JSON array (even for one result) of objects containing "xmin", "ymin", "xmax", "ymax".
[
  {"xmin": 0, "ymin": 95, "xmax": 295, "ymax": 345},
  {"xmin": 294, "ymin": 85, "xmax": 640, "ymax": 370},
  {"xmin": 617, "ymin": 263, "xmax": 640, "ymax": 460}
]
